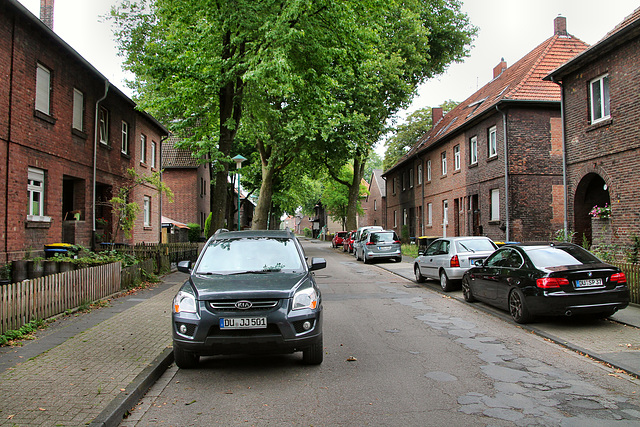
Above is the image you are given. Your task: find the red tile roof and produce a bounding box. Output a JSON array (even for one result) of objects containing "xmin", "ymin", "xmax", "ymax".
[{"xmin": 387, "ymin": 28, "xmax": 589, "ymax": 172}]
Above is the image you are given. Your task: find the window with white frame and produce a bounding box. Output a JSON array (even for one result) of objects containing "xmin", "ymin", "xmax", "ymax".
[
  {"xmin": 454, "ymin": 145, "xmax": 461, "ymax": 171},
  {"xmin": 402, "ymin": 172, "xmax": 406, "ymax": 191},
  {"xmin": 488, "ymin": 126, "xmax": 497, "ymax": 157},
  {"xmin": 427, "ymin": 203, "xmax": 432, "ymax": 226},
  {"xmin": 151, "ymin": 141, "xmax": 156, "ymax": 168},
  {"xmin": 143, "ymin": 196, "xmax": 151, "ymax": 227},
  {"xmin": 73, "ymin": 89, "xmax": 84, "ymax": 130},
  {"xmin": 403, "ymin": 209, "xmax": 407, "ymax": 226},
  {"xmin": 393, "ymin": 177, "xmax": 397, "ymax": 194},
  {"xmin": 590, "ymin": 74, "xmax": 610, "ymax": 123},
  {"xmin": 491, "ymin": 188, "xmax": 500, "ymax": 221},
  {"xmin": 409, "ymin": 168, "xmax": 414, "ymax": 188},
  {"xmin": 443, "ymin": 200, "xmax": 449, "ymax": 226},
  {"xmin": 140, "ymin": 134, "xmax": 147, "ymax": 164},
  {"xmin": 441, "ymin": 152, "xmax": 447, "ymax": 175},
  {"xmin": 470, "ymin": 136, "xmax": 478, "ymax": 164},
  {"xmin": 394, "ymin": 210, "xmax": 397, "ymax": 228},
  {"xmin": 121, "ymin": 121, "xmax": 129, "ymax": 154},
  {"xmin": 27, "ymin": 167, "xmax": 46, "ymax": 220},
  {"xmin": 374, "ymin": 199, "xmax": 377, "ymax": 211},
  {"xmin": 99, "ymin": 106, "xmax": 109, "ymax": 144},
  {"xmin": 427, "ymin": 160, "xmax": 431, "ymax": 181},
  {"xmin": 35, "ymin": 64, "xmax": 51, "ymax": 115},
  {"xmin": 417, "ymin": 164, "xmax": 422, "ymax": 185}
]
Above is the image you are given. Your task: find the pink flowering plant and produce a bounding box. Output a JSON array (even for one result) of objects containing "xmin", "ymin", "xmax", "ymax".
[{"xmin": 589, "ymin": 203, "xmax": 611, "ymax": 219}]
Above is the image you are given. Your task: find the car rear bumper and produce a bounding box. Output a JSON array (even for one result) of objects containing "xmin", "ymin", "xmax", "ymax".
[{"xmin": 527, "ymin": 286, "xmax": 630, "ymax": 316}]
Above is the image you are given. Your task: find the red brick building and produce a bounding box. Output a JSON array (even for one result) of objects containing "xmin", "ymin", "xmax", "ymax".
[
  {"xmin": 546, "ymin": 8, "xmax": 640, "ymax": 248},
  {"xmin": 361, "ymin": 169, "xmax": 386, "ymax": 228},
  {"xmin": 0, "ymin": 0, "xmax": 168, "ymax": 262},
  {"xmin": 382, "ymin": 17, "xmax": 588, "ymax": 243}
]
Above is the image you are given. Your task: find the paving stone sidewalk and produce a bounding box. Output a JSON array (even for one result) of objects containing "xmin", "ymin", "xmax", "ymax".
[{"xmin": 0, "ymin": 272, "xmax": 185, "ymax": 427}]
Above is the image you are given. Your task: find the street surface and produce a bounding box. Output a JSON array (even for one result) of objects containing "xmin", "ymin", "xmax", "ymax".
[{"xmin": 122, "ymin": 239, "xmax": 640, "ymax": 426}]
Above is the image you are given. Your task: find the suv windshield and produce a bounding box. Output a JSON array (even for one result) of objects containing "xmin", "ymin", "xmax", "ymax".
[{"xmin": 196, "ymin": 237, "xmax": 304, "ymax": 274}]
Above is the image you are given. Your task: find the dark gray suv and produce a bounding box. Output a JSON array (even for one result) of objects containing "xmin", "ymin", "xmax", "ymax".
[{"xmin": 172, "ymin": 229, "xmax": 326, "ymax": 368}]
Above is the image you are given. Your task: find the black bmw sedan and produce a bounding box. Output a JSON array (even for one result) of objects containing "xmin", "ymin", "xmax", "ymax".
[{"xmin": 461, "ymin": 242, "xmax": 630, "ymax": 323}]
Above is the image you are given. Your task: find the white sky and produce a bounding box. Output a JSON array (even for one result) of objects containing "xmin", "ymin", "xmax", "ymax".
[{"xmin": 17, "ymin": 0, "xmax": 640, "ymax": 153}]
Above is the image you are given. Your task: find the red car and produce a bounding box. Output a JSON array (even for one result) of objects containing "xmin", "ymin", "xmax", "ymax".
[
  {"xmin": 342, "ymin": 230, "xmax": 356, "ymax": 253},
  {"xmin": 332, "ymin": 231, "xmax": 349, "ymax": 248}
]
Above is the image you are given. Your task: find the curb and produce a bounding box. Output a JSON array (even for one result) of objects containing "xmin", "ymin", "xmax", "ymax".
[{"xmin": 90, "ymin": 347, "xmax": 174, "ymax": 427}]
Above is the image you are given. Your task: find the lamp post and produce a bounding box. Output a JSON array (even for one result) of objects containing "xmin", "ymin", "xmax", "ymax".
[{"xmin": 231, "ymin": 155, "xmax": 247, "ymax": 230}]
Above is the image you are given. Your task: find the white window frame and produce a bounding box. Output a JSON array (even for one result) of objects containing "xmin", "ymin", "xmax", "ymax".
[
  {"xmin": 140, "ymin": 134, "xmax": 147, "ymax": 164},
  {"xmin": 121, "ymin": 121, "xmax": 129, "ymax": 154},
  {"xmin": 427, "ymin": 203, "xmax": 432, "ymax": 226},
  {"xmin": 454, "ymin": 145, "xmax": 461, "ymax": 171},
  {"xmin": 409, "ymin": 168, "xmax": 414, "ymax": 188},
  {"xmin": 417, "ymin": 164, "xmax": 423, "ymax": 185},
  {"xmin": 151, "ymin": 141, "xmax": 157, "ymax": 168},
  {"xmin": 35, "ymin": 64, "xmax": 51, "ymax": 115},
  {"xmin": 590, "ymin": 74, "xmax": 610, "ymax": 124},
  {"xmin": 427, "ymin": 160, "xmax": 431, "ymax": 182},
  {"xmin": 443, "ymin": 200, "xmax": 449, "ymax": 226},
  {"xmin": 394, "ymin": 210, "xmax": 398, "ymax": 228},
  {"xmin": 470, "ymin": 136, "xmax": 478, "ymax": 164},
  {"xmin": 99, "ymin": 106, "xmax": 109, "ymax": 144},
  {"xmin": 374, "ymin": 199, "xmax": 377, "ymax": 211},
  {"xmin": 441, "ymin": 152, "xmax": 447, "ymax": 176},
  {"xmin": 491, "ymin": 189, "xmax": 500, "ymax": 221},
  {"xmin": 488, "ymin": 127, "xmax": 497, "ymax": 157},
  {"xmin": 143, "ymin": 196, "xmax": 151, "ymax": 227},
  {"xmin": 27, "ymin": 167, "xmax": 50, "ymax": 222},
  {"xmin": 73, "ymin": 89, "xmax": 84, "ymax": 130}
]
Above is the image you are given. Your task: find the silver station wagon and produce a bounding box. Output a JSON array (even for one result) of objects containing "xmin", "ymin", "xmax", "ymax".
[{"xmin": 414, "ymin": 236, "xmax": 497, "ymax": 291}]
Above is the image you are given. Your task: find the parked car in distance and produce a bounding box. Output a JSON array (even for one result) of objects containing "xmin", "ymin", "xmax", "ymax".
[
  {"xmin": 355, "ymin": 230, "xmax": 402, "ymax": 263},
  {"xmin": 414, "ymin": 236, "xmax": 498, "ymax": 292},
  {"xmin": 343, "ymin": 230, "xmax": 356, "ymax": 253},
  {"xmin": 332, "ymin": 231, "xmax": 349, "ymax": 248},
  {"xmin": 352, "ymin": 226, "xmax": 384, "ymax": 257},
  {"xmin": 461, "ymin": 242, "xmax": 630, "ymax": 324},
  {"xmin": 172, "ymin": 229, "xmax": 326, "ymax": 368}
]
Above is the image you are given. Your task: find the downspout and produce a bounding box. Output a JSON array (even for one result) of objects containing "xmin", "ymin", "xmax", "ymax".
[
  {"xmin": 5, "ymin": 16, "xmax": 16, "ymax": 258},
  {"xmin": 550, "ymin": 76, "xmax": 568, "ymax": 237},
  {"xmin": 93, "ymin": 80, "xmax": 110, "ymax": 236},
  {"xmin": 496, "ymin": 105, "xmax": 509, "ymax": 242}
]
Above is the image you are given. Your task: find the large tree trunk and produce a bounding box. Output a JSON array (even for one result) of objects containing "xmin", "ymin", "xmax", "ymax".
[
  {"xmin": 253, "ymin": 164, "xmax": 275, "ymax": 230},
  {"xmin": 345, "ymin": 154, "xmax": 366, "ymax": 231}
]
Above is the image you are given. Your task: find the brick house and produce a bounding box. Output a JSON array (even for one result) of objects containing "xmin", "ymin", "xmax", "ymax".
[
  {"xmin": 361, "ymin": 169, "xmax": 386, "ymax": 228},
  {"xmin": 382, "ymin": 17, "xmax": 588, "ymax": 243},
  {"xmin": 0, "ymin": 0, "xmax": 168, "ymax": 262},
  {"xmin": 161, "ymin": 136, "xmax": 210, "ymax": 233},
  {"xmin": 545, "ymin": 8, "xmax": 640, "ymax": 248}
]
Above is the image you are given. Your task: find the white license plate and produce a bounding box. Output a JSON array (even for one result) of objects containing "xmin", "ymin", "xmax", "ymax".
[
  {"xmin": 575, "ymin": 278, "xmax": 603, "ymax": 288},
  {"xmin": 220, "ymin": 317, "xmax": 267, "ymax": 329},
  {"xmin": 378, "ymin": 246, "xmax": 392, "ymax": 251}
]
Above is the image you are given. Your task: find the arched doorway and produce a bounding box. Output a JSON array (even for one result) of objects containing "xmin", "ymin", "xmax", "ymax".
[{"xmin": 574, "ymin": 173, "xmax": 610, "ymax": 246}]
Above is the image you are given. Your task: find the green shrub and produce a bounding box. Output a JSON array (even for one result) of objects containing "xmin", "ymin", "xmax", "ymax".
[
  {"xmin": 303, "ymin": 227, "xmax": 312, "ymax": 238},
  {"xmin": 401, "ymin": 225, "xmax": 410, "ymax": 244},
  {"xmin": 204, "ymin": 212, "xmax": 213, "ymax": 238},
  {"xmin": 187, "ymin": 223, "xmax": 202, "ymax": 242}
]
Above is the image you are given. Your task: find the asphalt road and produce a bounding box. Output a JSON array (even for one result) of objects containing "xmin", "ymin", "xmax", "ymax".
[{"xmin": 121, "ymin": 239, "xmax": 640, "ymax": 426}]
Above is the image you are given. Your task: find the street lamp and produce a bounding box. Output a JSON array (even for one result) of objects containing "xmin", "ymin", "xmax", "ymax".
[{"xmin": 231, "ymin": 155, "xmax": 247, "ymax": 230}]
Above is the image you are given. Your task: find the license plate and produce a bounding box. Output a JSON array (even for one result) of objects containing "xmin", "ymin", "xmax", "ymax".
[
  {"xmin": 220, "ymin": 317, "xmax": 267, "ymax": 329},
  {"xmin": 378, "ymin": 246, "xmax": 392, "ymax": 251},
  {"xmin": 575, "ymin": 278, "xmax": 603, "ymax": 288}
]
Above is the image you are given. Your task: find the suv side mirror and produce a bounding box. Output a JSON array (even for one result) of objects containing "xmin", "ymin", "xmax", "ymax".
[
  {"xmin": 310, "ymin": 257, "xmax": 327, "ymax": 271},
  {"xmin": 177, "ymin": 260, "xmax": 192, "ymax": 273}
]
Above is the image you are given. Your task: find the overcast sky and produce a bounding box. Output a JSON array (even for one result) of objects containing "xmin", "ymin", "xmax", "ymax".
[{"xmin": 18, "ymin": 0, "xmax": 640, "ymax": 136}]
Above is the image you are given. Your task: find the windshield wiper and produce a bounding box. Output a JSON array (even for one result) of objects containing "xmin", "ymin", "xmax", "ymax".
[
  {"xmin": 229, "ymin": 269, "xmax": 282, "ymax": 275},
  {"xmin": 459, "ymin": 243, "xmax": 475, "ymax": 253},
  {"xmin": 195, "ymin": 272, "xmax": 223, "ymax": 275}
]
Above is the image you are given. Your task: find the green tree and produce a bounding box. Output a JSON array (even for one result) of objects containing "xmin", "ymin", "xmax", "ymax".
[{"xmin": 383, "ymin": 100, "xmax": 458, "ymax": 170}]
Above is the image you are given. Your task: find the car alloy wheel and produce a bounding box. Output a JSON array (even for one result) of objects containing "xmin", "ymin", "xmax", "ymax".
[
  {"xmin": 509, "ymin": 289, "xmax": 533, "ymax": 324},
  {"xmin": 440, "ymin": 270, "xmax": 454, "ymax": 292},
  {"xmin": 414, "ymin": 265, "xmax": 425, "ymax": 283},
  {"xmin": 462, "ymin": 276, "xmax": 475, "ymax": 302}
]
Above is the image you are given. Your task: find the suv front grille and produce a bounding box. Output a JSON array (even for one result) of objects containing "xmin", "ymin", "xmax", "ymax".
[{"xmin": 208, "ymin": 299, "xmax": 280, "ymax": 312}]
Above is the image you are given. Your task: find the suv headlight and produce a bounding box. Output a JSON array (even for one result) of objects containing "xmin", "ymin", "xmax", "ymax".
[
  {"xmin": 174, "ymin": 288, "xmax": 197, "ymax": 314},
  {"xmin": 292, "ymin": 287, "xmax": 318, "ymax": 311}
]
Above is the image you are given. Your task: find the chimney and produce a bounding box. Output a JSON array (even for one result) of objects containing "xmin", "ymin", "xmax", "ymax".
[
  {"xmin": 554, "ymin": 15, "xmax": 567, "ymax": 36},
  {"xmin": 432, "ymin": 107, "xmax": 443, "ymax": 126},
  {"xmin": 493, "ymin": 58, "xmax": 507, "ymax": 79},
  {"xmin": 40, "ymin": 0, "xmax": 54, "ymax": 30}
]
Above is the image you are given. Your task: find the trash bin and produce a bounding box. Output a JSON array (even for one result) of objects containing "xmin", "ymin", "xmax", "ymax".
[{"xmin": 44, "ymin": 243, "xmax": 79, "ymax": 258}]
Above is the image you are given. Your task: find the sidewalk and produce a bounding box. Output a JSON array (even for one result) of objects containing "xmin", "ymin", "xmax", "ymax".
[
  {"xmin": 0, "ymin": 271, "xmax": 185, "ymax": 427},
  {"xmin": 377, "ymin": 254, "xmax": 640, "ymax": 377}
]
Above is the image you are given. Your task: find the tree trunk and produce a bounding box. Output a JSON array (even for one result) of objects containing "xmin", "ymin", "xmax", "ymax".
[
  {"xmin": 253, "ymin": 164, "xmax": 275, "ymax": 230},
  {"xmin": 345, "ymin": 154, "xmax": 366, "ymax": 231}
]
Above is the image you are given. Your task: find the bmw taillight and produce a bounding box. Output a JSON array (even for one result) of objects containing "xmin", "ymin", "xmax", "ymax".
[
  {"xmin": 366, "ymin": 242, "xmax": 375, "ymax": 245},
  {"xmin": 450, "ymin": 255, "xmax": 460, "ymax": 268},
  {"xmin": 537, "ymin": 277, "xmax": 570, "ymax": 289},
  {"xmin": 610, "ymin": 272, "xmax": 627, "ymax": 283}
]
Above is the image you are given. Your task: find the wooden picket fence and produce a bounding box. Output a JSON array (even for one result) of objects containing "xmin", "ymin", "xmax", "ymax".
[
  {"xmin": 611, "ymin": 262, "xmax": 640, "ymax": 305},
  {"xmin": 0, "ymin": 262, "xmax": 121, "ymax": 335}
]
